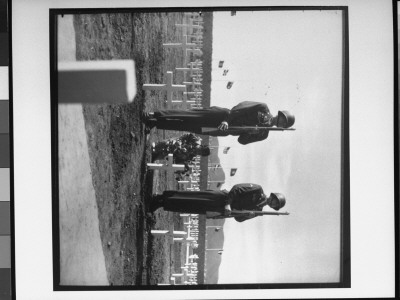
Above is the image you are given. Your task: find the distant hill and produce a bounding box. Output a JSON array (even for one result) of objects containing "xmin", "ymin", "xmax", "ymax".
[
  {"xmin": 193, "ymin": 134, "xmax": 227, "ymax": 285},
  {"xmin": 204, "ymin": 137, "xmax": 227, "ymax": 284},
  {"xmin": 207, "ymin": 136, "xmax": 226, "ymax": 189},
  {"xmin": 204, "ymin": 218, "xmax": 225, "ymax": 284}
]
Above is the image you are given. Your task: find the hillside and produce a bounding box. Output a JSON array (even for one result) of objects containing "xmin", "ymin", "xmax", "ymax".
[
  {"xmin": 204, "ymin": 218, "xmax": 225, "ymax": 284},
  {"xmin": 204, "ymin": 137, "xmax": 229, "ymax": 284}
]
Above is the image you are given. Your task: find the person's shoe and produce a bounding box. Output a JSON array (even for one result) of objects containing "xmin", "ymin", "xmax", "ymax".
[
  {"xmin": 142, "ymin": 111, "xmax": 155, "ymax": 121},
  {"xmin": 149, "ymin": 194, "xmax": 164, "ymax": 212},
  {"xmin": 144, "ymin": 126, "xmax": 152, "ymax": 135},
  {"xmin": 143, "ymin": 113, "xmax": 156, "ymax": 134}
]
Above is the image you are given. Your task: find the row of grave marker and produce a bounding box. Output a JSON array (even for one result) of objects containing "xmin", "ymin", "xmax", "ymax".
[
  {"xmin": 152, "ymin": 214, "xmax": 201, "ymax": 285},
  {"xmin": 148, "ymin": 13, "xmax": 208, "ymax": 285},
  {"xmin": 142, "ymin": 12, "xmax": 205, "ymax": 110}
]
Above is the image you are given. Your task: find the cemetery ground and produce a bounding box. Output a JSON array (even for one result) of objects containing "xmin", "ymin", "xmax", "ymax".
[{"xmin": 64, "ymin": 12, "xmax": 213, "ymax": 285}]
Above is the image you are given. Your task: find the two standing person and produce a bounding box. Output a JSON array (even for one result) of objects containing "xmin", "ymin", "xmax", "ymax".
[{"xmin": 144, "ymin": 100, "xmax": 294, "ymax": 220}]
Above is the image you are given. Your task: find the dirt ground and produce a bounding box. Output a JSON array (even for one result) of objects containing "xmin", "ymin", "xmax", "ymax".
[
  {"xmin": 58, "ymin": 103, "xmax": 109, "ymax": 286},
  {"xmin": 70, "ymin": 12, "xmax": 189, "ymax": 285}
]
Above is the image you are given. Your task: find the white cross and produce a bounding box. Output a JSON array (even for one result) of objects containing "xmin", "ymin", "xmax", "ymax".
[
  {"xmin": 186, "ymin": 34, "xmax": 203, "ymax": 42},
  {"xmin": 150, "ymin": 229, "xmax": 188, "ymax": 237},
  {"xmin": 170, "ymin": 93, "xmax": 196, "ymax": 109},
  {"xmin": 184, "ymin": 48, "xmax": 203, "ymax": 64},
  {"xmin": 175, "ymin": 19, "xmax": 203, "ymax": 36},
  {"xmin": 175, "ymin": 65, "xmax": 201, "ymax": 77},
  {"xmin": 184, "ymin": 90, "xmax": 202, "ymax": 96},
  {"xmin": 184, "ymin": 12, "xmax": 201, "ymax": 17},
  {"xmin": 185, "ymin": 187, "xmax": 200, "ymax": 191},
  {"xmin": 58, "ymin": 60, "xmax": 137, "ymax": 104},
  {"xmin": 146, "ymin": 153, "xmax": 185, "ymax": 176},
  {"xmin": 142, "ymin": 71, "xmax": 186, "ymax": 105},
  {"xmin": 183, "ymin": 80, "xmax": 202, "ymax": 90},
  {"xmin": 175, "ymin": 22, "xmax": 203, "ymax": 30},
  {"xmin": 163, "ymin": 35, "xmax": 197, "ymax": 51},
  {"xmin": 190, "ymin": 97, "xmax": 202, "ymax": 103},
  {"xmin": 178, "ymin": 176, "xmax": 198, "ymax": 187},
  {"xmin": 186, "ymin": 48, "xmax": 203, "ymax": 56},
  {"xmin": 188, "ymin": 60, "xmax": 202, "ymax": 67},
  {"xmin": 190, "ymin": 73, "xmax": 202, "ymax": 82}
]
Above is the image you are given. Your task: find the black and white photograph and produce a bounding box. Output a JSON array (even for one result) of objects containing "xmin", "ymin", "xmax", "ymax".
[
  {"xmin": 52, "ymin": 7, "xmax": 349, "ymax": 288},
  {"xmin": 11, "ymin": 0, "xmax": 395, "ymax": 299}
]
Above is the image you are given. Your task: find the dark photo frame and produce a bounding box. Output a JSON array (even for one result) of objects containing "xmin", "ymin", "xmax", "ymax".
[{"xmin": 50, "ymin": 6, "xmax": 350, "ymax": 291}]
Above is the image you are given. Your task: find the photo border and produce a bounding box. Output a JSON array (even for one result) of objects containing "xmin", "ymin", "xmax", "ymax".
[
  {"xmin": 50, "ymin": 5, "xmax": 351, "ymax": 291},
  {"xmin": 394, "ymin": 1, "xmax": 399, "ymax": 297}
]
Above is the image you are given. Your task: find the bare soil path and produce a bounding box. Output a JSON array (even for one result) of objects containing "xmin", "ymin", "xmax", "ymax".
[
  {"xmin": 58, "ymin": 12, "xmax": 188, "ymax": 286},
  {"xmin": 58, "ymin": 15, "xmax": 109, "ymax": 286}
]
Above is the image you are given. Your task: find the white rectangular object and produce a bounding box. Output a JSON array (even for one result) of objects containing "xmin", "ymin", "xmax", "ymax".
[{"xmin": 58, "ymin": 60, "xmax": 136, "ymax": 103}]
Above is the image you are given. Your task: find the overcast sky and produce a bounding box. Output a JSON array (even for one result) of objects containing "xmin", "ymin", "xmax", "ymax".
[{"xmin": 209, "ymin": 10, "xmax": 343, "ymax": 284}]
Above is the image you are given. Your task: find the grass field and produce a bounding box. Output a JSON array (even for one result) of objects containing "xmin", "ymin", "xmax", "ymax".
[{"xmin": 71, "ymin": 11, "xmax": 213, "ymax": 285}]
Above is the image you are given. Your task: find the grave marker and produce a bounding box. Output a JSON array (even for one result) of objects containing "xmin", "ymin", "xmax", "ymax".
[
  {"xmin": 58, "ymin": 60, "xmax": 136, "ymax": 103},
  {"xmin": 143, "ymin": 71, "xmax": 186, "ymax": 105}
]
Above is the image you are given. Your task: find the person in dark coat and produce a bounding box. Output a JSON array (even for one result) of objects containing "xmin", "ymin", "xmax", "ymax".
[
  {"xmin": 142, "ymin": 101, "xmax": 295, "ymax": 145},
  {"xmin": 149, "ymin": 183, "xmax": 286, "ymax": 222}
]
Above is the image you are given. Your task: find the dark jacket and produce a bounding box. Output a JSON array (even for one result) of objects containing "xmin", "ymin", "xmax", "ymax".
[
  {"xmin": 153, "ymin": 101, "xmax": 272, "ymax": 145},
  {"xmin": 228, "ymin": 101, "xmax": 272, "ymax": 145},
  {"xmin": 228, "ymin": 183, "xmax": 266, "ymax": 222},
  {"xmin": 161, "ymin": 183, "xmax": 266, "ymax": 222}
]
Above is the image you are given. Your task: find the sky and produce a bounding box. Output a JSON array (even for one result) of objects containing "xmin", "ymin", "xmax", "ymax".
[{"xmin": 209, "ymin": 10, "xmax": 343, "ymax": 284}]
